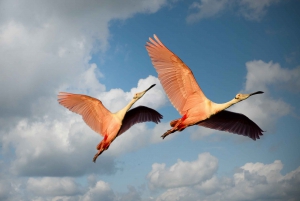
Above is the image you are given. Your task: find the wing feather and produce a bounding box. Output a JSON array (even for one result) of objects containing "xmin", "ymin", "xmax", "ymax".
[
  {"xmin": 117, "ymin": 106, "xmax": 163, "ymax": 136},
  {"xmin": 198, "ymin": 110, "xmax": 263, "ymax": 140},
  {"xmin": 146, "ymin": 35, "xmax": 208, "ymax": 115},
  {"xmin": 58, "ymin": 92, "xmax": 111, "ymax": 136}
]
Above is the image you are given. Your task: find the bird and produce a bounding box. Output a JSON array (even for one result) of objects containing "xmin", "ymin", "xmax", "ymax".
[
  {"xmin": 145, "ymin": 35, "xmax": 264, "ymax": 140},
  {"xmin": 58, "ymin": 84, "xmax": 163, "ymax": 162}
]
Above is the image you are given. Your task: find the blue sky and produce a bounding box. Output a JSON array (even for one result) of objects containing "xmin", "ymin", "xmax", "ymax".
[{"xmin": 0, "ymin": 0, "xmax": 300, "ymax": 200}]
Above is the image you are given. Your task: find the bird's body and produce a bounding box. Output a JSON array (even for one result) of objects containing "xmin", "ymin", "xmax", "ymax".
[
  {"xmin": 58, "ymin": 84, "xmax": 162, "ymax": 162},
  {"xmin": 146, "ymin": 35, "xmax": 264, "ymax": 140}
]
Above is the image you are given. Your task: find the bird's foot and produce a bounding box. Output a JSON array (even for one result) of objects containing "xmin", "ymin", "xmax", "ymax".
[
  {"xmin": 161, "ymin": 129, "xmax": 172, "ymax": 139},
  {"xmin": 93, "ymin": 149, "xmax": 104, "ymax": 163},
  {"xmin": 93, "ymin": 153, "xmax": 99, "ymax": 163}
]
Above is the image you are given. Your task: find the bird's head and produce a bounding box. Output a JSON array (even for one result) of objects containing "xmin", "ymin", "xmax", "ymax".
[
  {"xmin": 234, "ymin": 91, "xmax": 264, "ymax": 102},
  {"xmin": 133, "ymin": 84, "xmax": 156, "ymax": 100}
]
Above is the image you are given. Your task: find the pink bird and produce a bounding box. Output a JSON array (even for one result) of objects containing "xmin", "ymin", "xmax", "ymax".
[
  {"xmin": 58, "ymin": 84, "xmax": 162, "ymax": 162},
  {"xmin": 146, "ymin": 35, "xmax": 264, "ymax": 140}
]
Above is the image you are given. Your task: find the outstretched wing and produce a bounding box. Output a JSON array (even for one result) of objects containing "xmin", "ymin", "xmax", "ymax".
[
  {"xmin": 117, "ymin": 106, "xmax": 163, "ymax": 136},
  {"xmin": 58, "ymin": 92, "xmax": 112, "ymax": 136},
  {"xmin": 198, "ymin": 110, "xmax": 264, "ymax": 140},
  {"xmin": 146, "ymin": 34, "xmax": 208, "ymax": 116}
]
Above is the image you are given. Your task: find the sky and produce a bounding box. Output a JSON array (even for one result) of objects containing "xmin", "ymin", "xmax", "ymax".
[{"xmin": 0, "ymin": 0, "xmax": 300, "ymax": 200}]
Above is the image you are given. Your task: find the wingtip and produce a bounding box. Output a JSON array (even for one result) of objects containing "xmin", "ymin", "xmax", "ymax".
[{"xmin": 153, "ymin": 34, "xmax": 164, "ymax": 46}]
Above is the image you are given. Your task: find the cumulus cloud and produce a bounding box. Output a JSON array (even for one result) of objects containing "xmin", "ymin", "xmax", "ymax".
[
  {"xmin": 0, "ymin": 180, "xmax": 14, "ymax": 200},
  {"xmin": 27, "ymin": 177, "xmax": 82, "ymax": 196},
  {"xmin": 0, "ymin": 1, "xmax": 170, "ymax": 199},
  {"xmin": 151, "ymin": 156, "xmax": 300, "ymax": 201},
  {"xmin": 218, "ymin": 160, "xmax": 300, "ymax": 201},
  {"xmin": 127, "ymin": 75, "xmax": 167, "ymax": 110},
  {"xmin": 1, "ymin": 71, "xmax": 167, "ymax": 178},
  {"xmin": 82, "ymin": 180, "xmax": 115, "ymax": 201},
  {"xmin": 0, "ymin": 20, "xmax": 88, "ymax": 119},
  {"xmin": 3, "ymin": 176, "xmax": 143, "ymax": 201},
  {"xmin": 186, "ymin": 0, "xmax": 228, "ymax": 23},
  {"xmin": 156, "ymin": 187, "xmax": 199, "ymax": 201},
  {"xmin": 0, "ymin": 27, "xmax": 168, "ymax": 179},
  {"xmin": 5, "ymin": 116, "xmax": 118, "ymax": 177},
  {"xmin": 114, "ymin": 186, "xmax": 142, "ymax": 201},
  {"xmin": 245, "ymin": 60, "xmax": 300, "ymax": 93},
  {"xmin": 238, "ymin": 0, "xmax": 280, "ymax": 21},
  {"xmin": 0, "ymin": 0, "xmax": 167, "ymax": 122},
  {"xmin": 147, "ymin": 153, "xmax": 218, "ymax": 190},
  {"xmin": 186, "ymin": 0, "xmax": 280, "ymax": 23}
]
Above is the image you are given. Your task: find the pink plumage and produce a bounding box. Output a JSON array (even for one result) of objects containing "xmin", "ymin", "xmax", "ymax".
[
  {"xmin": 146, "ymin": 35, "xmax": 264, "ymax": 140},
  {"xmin": 58, "ymin": 85, "xmax": 162, "ymax": 162}
]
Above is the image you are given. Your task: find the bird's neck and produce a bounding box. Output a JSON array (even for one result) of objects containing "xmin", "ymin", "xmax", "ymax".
[
  {"xmin": 212, "ymin": 98, "xmax": 238, "ymax": 114},
  {"xmin": 114, "ymin": 98, "xmax": 138, "ymax": 122}
]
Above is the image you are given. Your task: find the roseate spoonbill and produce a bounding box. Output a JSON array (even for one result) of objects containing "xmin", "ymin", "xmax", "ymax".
[
  {"xmin": 146, "ymin": 35, "xmax": 264, "ymax": 140},
  {"xmin": 58, "ymin": 84, "xmax": 162, "ymax": 162}
]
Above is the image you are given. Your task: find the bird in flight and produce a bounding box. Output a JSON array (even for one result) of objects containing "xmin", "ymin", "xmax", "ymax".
[
  {"xmin": 58, "ymin": 84, "xmax": 162, "ymax": 162},
  {"xmin": 146, "ymin": 35, "xmax": 264, "ymax": 140}
]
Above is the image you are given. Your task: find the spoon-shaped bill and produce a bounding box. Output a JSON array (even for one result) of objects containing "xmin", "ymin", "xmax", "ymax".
[
  {"xmin": 144, "ymin": 84, "xmax": 156, "ymax": 92},
  {"xmin": 250, "ymin": 91, "xmax": 264, "ymax": 96}
]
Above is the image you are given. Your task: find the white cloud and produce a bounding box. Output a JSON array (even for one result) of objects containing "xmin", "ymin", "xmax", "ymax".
[
  {"xmin": 127, "ymin": 75, "xmax": 167, "ymax": 110},
  {"xmin": 147, "ymin": 153, "xmax": 218, "ymax": 190},
  {"xmin": 0, "ymin": 64, "xmax": 168, "ymax": 179},
  {"xmin": 152, "ymin": 157, "xmax": 300, "ymax": 201},
  {"xmin": 186, "ymin": 0, "xmax": 281, "ymax": 23},
  {"xmin": 82, "ymin": 181, "xmax": 115, "ymax": 201},
  {"xmin": 0, "ymin": 0, "xmax": 171, "ymax": 183},
  {"xmin": 5, "ymin": 117, "xmax": 118, "ymax": 177},
  {"xmin": 69, "ymin": 63, "xmax": 106, "ymax": 95},
  {"xmin": 0, "ymin": 20, "xmax": 88, "ymax": 119},
  {"xmin": 0, "ymin": 0, "xmax": 169, "ymax": 189},
  {"xmin": 245, "ymin": 60, "xmax": 300, "ymax": 93},
  {"xmin": 27, "ymin": 177, "xmax": 81, "ymax": 196},
  {"xmin": 219, "ymin": 160, "xmax": 300, "ymax": 201},
  {"xmin": 156, "ymin": 187, "xmax": 199, "ymax": 201},
  {"xmin": 0, "ymin": 0, "xmax": 167, "ymax": 122},
  {"xmin": 0, "ymin": 180, "xmax": 14, "ymax": 200},
  {"xmin": 2, "ymin": 175, "xmax": 142, "ymax": 201},
  {"xmin": 239, "ymin": 0, "xmax": 280, "ymax": 21},
  {"xmin": 116, "ymin": 186, "xmax": 142, "ymax": 201},
  {"xmin": 186, "ymin": 0, "xmax": 228, "ymax": 23},
  {"xmin": 1, "ymin": 75, "xmax": 167, "ymax": 178}
]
